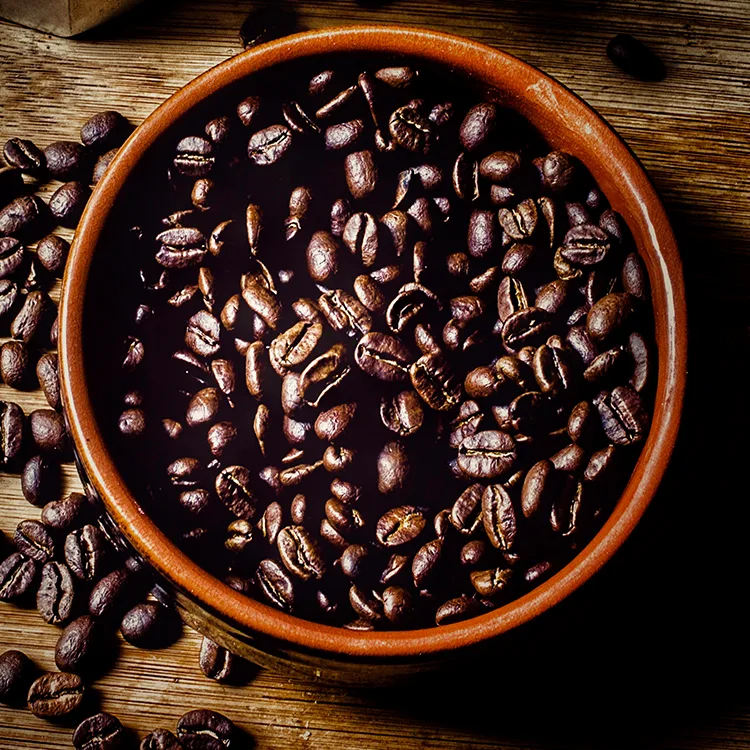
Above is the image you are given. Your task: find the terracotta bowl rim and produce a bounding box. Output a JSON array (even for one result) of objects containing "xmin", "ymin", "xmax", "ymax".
[{"xmin": 60, "ymin": 24, "xmax": 687, "ymax": 659}]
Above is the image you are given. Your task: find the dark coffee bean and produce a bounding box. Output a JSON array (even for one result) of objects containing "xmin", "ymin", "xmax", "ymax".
[
  {"xmin": 450, "ymin": 483, "xmax": 484, "ymax": 535},
  {"xmin": 532, "ymin": 343, "xmax": 575, "ymax": 396},
  {"xmin": 498, "ymin": 199, "xmax": 538, "ymax": 242},
  {"xmin": 185, "ymin": 387, "xmax": 221, "ymax": 428},
  {"xmin": 628, "ymin": 331, "xmax": 651, "ymax": 392},
  {"xmin": 583, "ymin": 347, "xmax": 626, "ymax": 384},
  {"xmin": 34, "ymin": 351, "xmax": 60, "ymax": 411},
  {"xmin": 277, "ymin": 525, "xmax": 325, "ymax": 581},
  {"xmin": 497, "ymin": 275, "xmax": 529, "ymax": 323},
  {"xmin": 0, "ymin": 649, "xmax": 34, "ymax": 703},
  {"xmin": 380, "ymin": 390, "xmax": 424, "ymax": 437},
  {"xmin": 248, "ymin": 124, "xmax": 292, "ymax": 165},
  {"xmin": 596, "ymin": 385, "xmax": 649, "ymax": 445},
  {"xmin": 0, "ymin": 339, "xmax": 29, "ymax": 388},
  {"xmin": 376, "ymin": 505, "xmax": 425, "ymax": 546},
  {"xmin": 389, "ymin": 104, "xmax": 435, "ymax": 154},
  {"xmin": 121, "ymin": 602, "xmax": 176, "ymax": 648},
  {"xmin": 11, "ymin": 290, "xmax": 53, "ymax": 343},
  {"xmin": 479, "ymin": 150, "xmax": 521, "ymax": 183},
  {"xmin": 0, "ymin": 279, "xmax": 19, "ymax": 320},
  {"xmin": 239, "ymin": 4, "xmax": 298, "ymax": 47},
  {"xmin": 410, "ymin": 353, "xmax": 461, "ymax": 411},
  {"xmin": 256, "ymin": 559, "xmax": 294, "ymax": 612},
  {"xmin": 27, "ymin": 671, "xmax": 84, "ymax": 718},
  {"xmin": 550, "ymin": 478, "xmax": 585, "ymax": 536},
  {"xmin": 81, "ymin": 110, "xmax": 130, "ymax": 152},
  {"xmin": 567, "ymin": 400, "xmax": 597, "ymax": 444},
  {"xmin": 324, "ymin": 119, "xmax": 365, "ymax": 151},
  {"xmin": 349, "ymin": 585, "xmax": 384, "ymax": 622},
  {"xmin": 55, "ymin": 615, "xmax": 98, "ymax": 673},
  {"xmin": 204, "ymin": 115, "xmax": 233, "ymax": 146},
  {"xmin": 299, "ymin": 343, "xmax": 350, "ymax": 407},
  {"xmin": 73, "ymin": 711, "xmax": 125, "ymax": 750},
  {"xmin": 387, "ymin": 283, "xmax": 441, "ymax": 334},
  {"xmin": 622, "ymin": 251, "xmax": 649, "ymax": 301},
  {"xmin": 353, "ymin": 274, "xmax": 385, "ymax": 313},
  {"xmin": 64, "ymin": 524, "xmax": 107, "ymax": 581},
  {"xmin": 119, "ymin": 408, "xmax": 147, "ymax": 437},
  {"xmin": 482, "ymin": 484, "xmax": 517, "ymax": 550},
  {"xmin": 185, "ymin": 310, "xmax": 221, "ymax": 357},
  {"xmin": 0, "ymin": 553, "xmax": 36, "ymax": 600},
  {"xmin": 49, "ymin": 181, "xmax": 91, "ymax": 227},
  {"xmin": 342, "ymin": 212, "xmax": 379, "ymax": 266},
  {"xmin": 470, "ymin": 566, "xmax": 513, "ymax": 597},
  {"xmin": 0, "ymin": 236, "xmax": 25, "ymax": 279},
  {"xmin": 92, "ymin": 148, "xmax": 118, "ymax": 185},
  {"xmin": 502, "ymin": 307, "xmax": 552, "ymax": 353},
  {"xmin": 241, "ymin": 273, "xmax": 281, "ymax": 330},
  {"xmin": 501, "ymin": 243, "xmax": 535, "ymax": 275},
  {"xmin": 452, "ymin": 152, "xmax": 480, "ymax": 202},
  {"xmin": 14, "ymin": 519, "xmax": 55, "ymax": 563},
  {"xmin": 467, "ymin": 209, "xmax": 497, "ymax": 258},
  {"xmin": 449, "ymin": 400, "xmax": 483, "ymax": 449},
  {"xmin": 44, "ymin": 141, "xmax": 88, "ymax": 180},
  {"xmin": 3, "ymin": 138, "xmax": 45, "ymax": 173},
  {"xmin": 344, "ymin": 150, "xmax": 377, "ymax": 199},
  {"xmin": 21, "ymin": 454, "xmax": 58, "ymax": 507},
  {"xmin": 382, "ymin": 585, "xmax": 413, "ymax": 625},
  {"xmin": 380, "ymin": 553, "xmax": 409, "ymax": 585},
  {"xmin": 215, "ymin": 465, "xmax": 256, "ymax": 520},
  {"xmin": 460, "ymin": 539, "xmax": 486, "ymax": 567},
  {"xmin": 607, "ymin": 33, "xmax": 666, "ymax": 81},
  {"xmin": 458, "ymin": 431, "xmax": 516, "ymax": 479},
  {"xmin": 560, "ymin": 224, "xmax": 610, "ymax": 266},
  {"xmin": 541, "ymin": 151, "xmax": 578, "ymax": 193},
  {"xmin": 319, "ymin": 288, "xmax": 372, "ymax": 336},
  {"xmin": 435, "ymin": 595, "xmax": 481, "ymax": 625},
  {"xmin": 535, "ymin": 279, "xmax": 571, "ymax": 315},
  {"xmin": 29, "ymin": 408, "xmax": 67, "ymax": 453},
  {"xmin": 459, "ymin": 102, "xmax": 497, "ymax": 151},
  {"xmin": 313, "ymin": 402, "xmax": 356, "ymax": 442},
  {"xmin": 0, "ymin": 195, "xmax": 45, "ymax": 238},
  {"xmin": 306, "ymin": 230, "xmax": 339, "ymax": 283},
  {"xmin": 140, "ymin": 729, "xmax": 182, "ymax": 750},
  {"xmin": 584, "ymin": 444, "xmax": 617, "ymax": 483},
  {"xmin": 89, "ymin": 567, "xmax": 134, "ymax": 619},
  {"xmin": 587, "ymin": 293, "xmax": 634, "ymax": 341},
  {"xmin": 316, "ymin": 84, "xmax": 358, "ymax": 120},
  {"xmin": 339, "ymin": 544, "xmax": 370, "ymax": 580},
  {"xmin": 174, "ymin": 136, "xmax": 214, "ymax": 177},
  {"xmin": 377, "ymin": 440, "xmax": 410, "ymax": 494},
  {"xmin": 354, "ymin": 332, "xmax": 411, "ymax": 382},
  {"xmin": 567, "ymin": 324, "xmax": 598, "ymax": 365},
  {"xmin": 177, "ymin": 709, "xmax": 236, "ymax": 749},
  {"xmin": 37, "ymin": 561, "xmax": 75, "ymax": 625},
  {"xmin": 199, "ymin": 637, "xmax": 235, "ymax": 682},
  {"xmin": 156, "ymin": 227, "xmax": 206, "ymax": 269}
]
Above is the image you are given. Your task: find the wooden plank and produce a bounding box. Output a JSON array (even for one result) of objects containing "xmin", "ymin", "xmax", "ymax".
[{"xmin": 1, "ymin": 1, "xmax": 749, "ymax": 748}]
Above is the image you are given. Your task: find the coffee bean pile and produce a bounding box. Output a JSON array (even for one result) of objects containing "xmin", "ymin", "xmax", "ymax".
[
  {"xmin": 1, "ymin": 107, "xmax": 246, "ymax": 744},
  {"xmin": 109, "ymin": 54, "xmax": 656, "ymax": 631}
]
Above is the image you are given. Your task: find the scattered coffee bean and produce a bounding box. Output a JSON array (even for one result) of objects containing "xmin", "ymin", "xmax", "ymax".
[
  {"xmin": 21, "ymin": 454, "xmax": 59, "ymax": 506},
  {"xmin": 37, "ymin": 561, "xmax": 75, "ymax": 625},
  {"xmin": 81, "ymin": 110, "xmax": 131, "ymax": 152},
  {"xmin": 49, "ymin": 180, "xmax": 91, "ymax": 227},
  {"xmin": 73, "ymin": 712, "xmax": 126, "ymax": 750},
  {"xmin": 27, "ymin": 671, "xmax": 84, "ymax": 718},
  {"xmin": 55, "ymin": 615, "xmax": 98, "ymax": 673},
  {"xmin": 120, "ymin": 602, "xmax": 176, "ymax": 648},
  {"xmin": 199, "ymin": 637, "xmax": 235, "ymax": 682},
  {"xmin": 44, "ymin": 141, "xmax": 89, "ymax": 181},
  {"xmin": 177, "ymin": 709, "xmax": 236, "ymax": 749},
  {"xmin": 0, "ymin": 339, "xmax": 30, "ymax": 388},
  {"xmin": 0, "ymin": 552, "xmax": 36, "ymax": 600},
  {"xmin": 0, "ymin": 194, "xmax": 45, "ymax": 238},
  {"xmin": 65, "ymin": 524, "xmax": 107, "ymax": 581},
  {"xmin": 0, "ymin": 649, "xmax": 34, "ymax": 703},
  {"xmin": 29, "ymin": 408, "xmax": 67, "ymax": 453},
  {"xmin": 3, "ymin": 138, "xmax": 45, "ymax": 174}
]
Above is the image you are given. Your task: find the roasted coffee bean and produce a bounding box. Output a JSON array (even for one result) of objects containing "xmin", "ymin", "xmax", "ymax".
[
  {"xmin": 376, "ymin": 505, "xmax": 425, "ymax": 546},
  {"xmin": 449, "ymin": 400, "xmax": 483, "ymax": 449},
  {"xmin": 482, "ymin": 484, "xmax": 517, "ymax": 550},
  {"xmin": 89, "ymin": 568, "xmax": 134, "ymax": 619},
  {"xmin": 382, "ymin": 586, "xmax": 413, "ymax": 625},
  {"xmin": 199, "ymin": 637, "xmax": 235, "ymax": 682},
  {"xmin": 174, "ymin": 136, "xmax": 214, "ymax": 177},
  {"xmin": 0, "ymin": 339, "xmax": 29, "ymax": 388},
  {"xmin": 497, "ymin": 275, "xmax": 529, "ymax": 324},
  {"xmin": 316, "ymin": 85, "xmax": 358, "ymax": 119},
  {"xmin": 10, "ymin": 290, "xmax": 52, "ymax": 344},
  {"xmin": 498, "ymin": 199, "xmax": 538, "ymax": 242},
  {"xmin": 458, "ymin": 431, "xmax": 516, "ymax": 479},
  {"xmin": 343, "ymin": 212, "xmax": 379, "ymax": 266},
  {"xmin": 65, "ymin": 524, "xmax": 107, "ymax": 581},
  {"xmin": 0, "ymin": 279, "xmax": 19, "ymax": 320},
  {"xmin": 567, "ymin": 400, "xmax": 597, "ymax": 444},
  {"xmin": 185, "ymin": 310, "xmax": 221, "ymax": 356},
  {"xmin": 314, "ymin": 402, "xmax": 357, "ymax": 442},
  {"xmin": 460, "ymin": 539, "xmax": 486, "ymax": 567},
  {"xmin": 628, "ymin": 331, "xmax": 651, "ymax": 392},
  {"xmin": 241, "ymin": 273, "xmax": 281, "ymax": 330},
  {"xmin": 560, "ymin": 224, "xmax": 610, "ymax": 266},
  {"xmin": 21, "ymin": 454, "xmax": 58, "ymax": 507},
  {"xmin": 410, "ymin": 353, "xmax": 460, "ymax": 411},
  {"xmin": 622, "ymin": 252, "xmax": 648, "ymax": 301},
  {"xmin": 502, "ymin": 307, "xmax": 552, "ymax": 353},
  {"xmin": 81, "ymin": 110, "xmax": 130, "ymax": 152},
  {"xmin": 411, "ymin": 538, "xmax": 443, "ymax": 588},
  {"xmin": 72, "ymin": 711, "xmax": 125, "ymax": 750},
  {"xmin": 479, "ymin": 150, "xmax": 521, "ymax": 183},
  {"xmin": 0, "ymin": 195, "xmax": 45, "ymax": 238},
  {"xmin": 37, "ymin": 561, "xmax": 75, "ymax": 625},
  {"xmin": 92, "ymin": 148, "xmax": 118, "ymax": 185},
  {"xmin": 29, "ymin": 408, "xmax": 67, "ymax": 453},
  {"xmin": 319, "ymin": 289, "xmax": 372, "ymax": 336},
  {"xmin": 584, "ymin": 444, "xmax": 617, "ymax": 483},
  {"xmin": 3, "ymin": 138, "xmax": 45, "ymax": 174},
  {"xmin": 299, "ymin": 343, "xmax": 350, "ymax": 406},
  {"xmin": 35, "ymin": 351, "xmax": 60, "ymax": 410},
  {"xmin": 306, "ymin": 230, "xmax": 339, "ymax": 283},
  {"xmin": 156, "ymin": 227, "xmax": 206, "ymax": 269},
  {"xmin": 567, "ymin": 324, "xmax": 598, "ymax": 365},
  {"xmin": 380, "ymin": 390, "xmax": 424, "ymax": 437},
  {"xmin": 584, "ymin": 347, "xmax": 626, "ymax": 384},
  {"xmin": 45, "ymin": 141, "xmax": 88, "ymax": 180},
  {"xmin": 435, "ymin": 595, "xmax": 481, "ymax": 625},
  {"xmin": 470, "ymin": 566, "xmax": 513, "ymax": 598},
  {"xmin": 607, "ymin": 33, "xmax": 666, "ymax": 81},
  {"xmin": 0, "ymin": 553, "xmax": 36, "ymax": 601},
  {"xmin": 501, "ymin": 243, "xmax": 535, "ymax": 275},
  {"xmin": 14, "ymin": 519, "xmax": 55, "ymax": 563},
  {"xmin": 215, "ymin": 465, "xmax": 256, "ymax": 520},
  {"xmin": 256, "ymin": 557, "xmax": 294, "ymax": 610},
  {"xmin": 0, "ymin": 236, "xmax": 25, "ymax": 279},
  {"xmin": 551, "ymin": 443, "xmax": 587, "ymax": 474},
  {"xmin": 377, "ymin": 440, "xmax": 410, "ymax": 494},
  {"xmin": 177, "ymin": 709, "xmax": 236, "ymax": 749},
  {"xmin": 27, "ymin": 671, "xmax": 84, "ymax": 718},
  {"xmin": 353, "ymin": 274, "xmax": 386, "ymax": 313},
  {"xmin": 541, "ymin": 150, "xmax": 578, "ymax": 193},
  {"xmin": 0, "ymin": 649, "xmax": 34, "ymax": 703},
  {"xmin": 389, "ymin": 104, "xmax": 435, "ymax": 154},
  {"xmin": 467, "ymin": 209, "xmax": 497, "ymax": 258},
  {"xmin": 450, "ymin": 483, "xmax": 484, "ymax": 535},
  {"xmin": 386, "ymin": 283, "xmax": 440, "ymax": 334},
  {"xmin": 55, "ymin": 615, "xmax": 98, "ymax": 673},
  {"xmin": 452, "ymin": 152, "xmax": 479, "ymax": 202},
  {"xmin": 596, "ymin": 385, "xmax": 649, "ymax": 445},
  {"xmin": 248, "ymin": 124, "xmax": 292, "ymax": 165},
  {"xmin": 49, "ymin": 181, "xmax": 91, "ymax": 227},
  {"xmin": 344, "ymin": 150, "xmax": 377, "ymax": 199},
  {"xmin": 349, "ymin": 585, "xmax": 384, "ymax": 622},
  {"xmin": 186, "ymin": 387, "xmax": 221, "ymax": 427},
  {"xmin": 355, "ymin": 331, "xmax": 411, "ymax": 381},
  {"xmin": 532, "ymin": 343, "xmax": 575, "ymax": 396},
  {"xmin": 459, "ymin": 102, "xmax": 497, "ymax": 152},
  {"xmin": 120, "ymin": 602, "xmax": 175, "ymax": 648}
]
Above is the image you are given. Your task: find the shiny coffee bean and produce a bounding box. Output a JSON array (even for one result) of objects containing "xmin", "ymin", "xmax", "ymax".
[
  {"xmin": 72, "ymin": 711, "xmax": 125, "ymax": 750},
  {"xmin": 0, "ymin": 553, "xmax": 36, "ymax": 601},
  {"xmin": 37, "ymin": 561, "xmax": 75, "ymax": 625},
  {"xmin": 27, "ymin": 671, "xmax": 84, "ymax": 718},
  {"xmin": 55, "ymin": 615, "xmax": 98, "ymax": 673}
]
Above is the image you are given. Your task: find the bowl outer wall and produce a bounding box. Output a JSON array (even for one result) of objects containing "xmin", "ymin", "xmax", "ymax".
[{"xmin": 60, "ymin": 25, "xmax": 687, "ymax": 659}]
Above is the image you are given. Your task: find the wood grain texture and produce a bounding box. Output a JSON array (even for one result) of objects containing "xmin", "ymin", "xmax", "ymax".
[{"xmin": 1, "ymin": 1, "xmax": 749, "ymax": 748}]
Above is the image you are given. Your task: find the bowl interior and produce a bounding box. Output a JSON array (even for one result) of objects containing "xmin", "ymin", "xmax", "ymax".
[{"xmin": 60, "ymin": 26, "xmax": 686, "ymax": 659}]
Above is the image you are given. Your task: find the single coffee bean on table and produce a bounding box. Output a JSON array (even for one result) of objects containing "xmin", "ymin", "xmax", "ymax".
[
  {"xmin": 0, "ymin": 649, "xmax": 35, "ymax": 703},
  {"xmin": 73, "ymin": 711, "xmax": 126, "ymax": 750},
  {"xmin": 27, "ymin": 670, "xmax": 84, "ymax": 718},
  {"xmin": 101, "ymin": 53, "xmax": 656, "ymax": 629}
]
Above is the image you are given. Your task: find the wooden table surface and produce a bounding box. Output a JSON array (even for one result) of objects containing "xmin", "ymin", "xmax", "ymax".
[{"xmin": 1, "ymin": 1, "xmax": 748, "ymax": 748}]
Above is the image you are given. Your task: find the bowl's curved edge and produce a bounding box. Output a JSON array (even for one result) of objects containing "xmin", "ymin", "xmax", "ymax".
[{"xmin": 60, "ymin": 24, "xmax": 687, "ymax": 660}]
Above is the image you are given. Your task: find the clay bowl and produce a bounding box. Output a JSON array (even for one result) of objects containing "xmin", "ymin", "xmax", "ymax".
[{"xmin": 60, "ymin": 25, "xmax": 686, "ymax": 685}]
